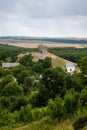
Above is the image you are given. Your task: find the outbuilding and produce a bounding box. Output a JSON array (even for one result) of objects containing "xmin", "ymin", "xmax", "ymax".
[
  {"xmin": 66, "ymin": 63, "xmax": 75, "ymax": 72},
  {"xmin": 2, "ymin": 63, "xmax": 20, "ymax": 69}
]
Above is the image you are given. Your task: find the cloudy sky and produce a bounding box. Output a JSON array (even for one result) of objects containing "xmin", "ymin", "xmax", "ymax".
[{"xmin": 0, "ymin": 0, "xmax": 87, "ymax": 37}]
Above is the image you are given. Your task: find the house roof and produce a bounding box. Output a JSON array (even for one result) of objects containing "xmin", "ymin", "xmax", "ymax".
[
  {"xmin": 66, "ymin": 63, "xmax": 75, "ymax": 68},
  {"xmin": 2, "ymin": 63, "xmax": 19, "ymax": 68}
]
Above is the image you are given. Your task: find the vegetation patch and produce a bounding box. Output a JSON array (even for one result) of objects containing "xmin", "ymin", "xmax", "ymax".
[{"xmin": 0, "ymin": 44, "xmax": 87, "ymax": 130}]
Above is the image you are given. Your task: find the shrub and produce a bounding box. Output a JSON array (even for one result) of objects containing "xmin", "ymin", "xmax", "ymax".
[
  {"xmin": 47, "ymin": 96, "xmax": 66, "ymax": 121},
  {"xmin": 19, "ymin": 104, "xmax": 33, "ymax": 123},
  {"xmin": 3, "ymin": 82, "xmax": 23, "ymax": 96},
  {"xmin": 80, "ymin": 87, "xmax": 87, "ymax": 107},
  {"xmin": 32, "ymin": 107, "xmax": 46, "ymax": 121},
  {"xmin": 73, "ymin": 116, "xmax": 87, "ymax": 130},
  {"xmin": 0, "ymin": 109, "xmax": 19, "ymax": 126},
  {"xmin": 64, "ymin": 89, "xmax": 80, "ymax": 116}
]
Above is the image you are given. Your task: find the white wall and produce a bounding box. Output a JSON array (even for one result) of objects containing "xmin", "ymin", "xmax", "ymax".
[{"xmin": 66, "ymin": 67, "xmax": 75, "ymax": 72}]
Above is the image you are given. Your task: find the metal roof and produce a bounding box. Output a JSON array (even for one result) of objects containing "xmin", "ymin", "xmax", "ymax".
[
  {"xmin": 2, "ymin": 63, "xmax": 19, "ymax": 68},
  {"xmin": 66, "ymin": 63, "xmax": 75, "ymax": 68}
]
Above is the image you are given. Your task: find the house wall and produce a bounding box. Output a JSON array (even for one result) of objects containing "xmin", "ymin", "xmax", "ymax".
[{"xmin": 66, "ymin": 67, "xmax": 75, "ymax": 72}]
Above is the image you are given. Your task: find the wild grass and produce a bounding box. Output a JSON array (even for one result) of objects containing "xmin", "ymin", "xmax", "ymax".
[{"xmin": 52, "ymin": 57, "xmax": 66, "ymax": 70}]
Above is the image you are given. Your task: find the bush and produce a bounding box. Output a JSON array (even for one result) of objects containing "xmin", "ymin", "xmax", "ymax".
[
  {"xmin": 47, "ymin": 96, "xmax": 66, "ymax": 121},
  {"xmin": 64, "ymin": 89, "xmax": 80, "ymax": 116},
  {"xmin": 0, "ymin": 109, "xmax": 19, "ymax": 126},
  {"xmin": 80, "ymin": 87, "xmax": 87, "ymax": 107},
  {"xmin": 19, "ymin": 104, "xmax": 33, "ymax": 123},
  {"xmin": 19, "ymin": 104, "xmax": 46, "ymax": 123},
  {"xmin": 73, "ymin": 116, "xmax": 87, "ymax": 130},
  {"xmin": 0, "ymin": 96, "xmax": 10, "ymax": 110},
  {"xmin": 32, "ymin": 107, "xmax": 46, "ymax": 121},
  {"xmin": 10, "ymin": 96, "xmax": 28, "ymax": 111},
  {"xmin": 3, "ymin": 82, "xmax": 23, "ymax": 96},
  {"xmin": 0, "ymin": 67, "xmax": 5, "ymax": 78}
]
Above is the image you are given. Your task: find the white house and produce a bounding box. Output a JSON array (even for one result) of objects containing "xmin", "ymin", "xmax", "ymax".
[
  {"xmin": 2, "ymin": 63, "xmax": 20, "ymax": 69},
  {"xmin": 66, "ymin": 63, "xmax": 75, "ymax": 72}
]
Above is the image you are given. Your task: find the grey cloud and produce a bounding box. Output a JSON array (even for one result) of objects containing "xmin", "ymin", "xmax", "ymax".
[
  {"xmin": 0, "ymin": 0, "xmax": 87, "ymax": 18},
  {"xmin": 0, "ymin": 0, "xmax": 17, "ymax": 13},
  {"xmin": 18, "ymin": 0, "xmax": 87, "ymax": 18},
  {"xmin": 0, "ymin": 0, "xmax": 87, "ymax": 37}
]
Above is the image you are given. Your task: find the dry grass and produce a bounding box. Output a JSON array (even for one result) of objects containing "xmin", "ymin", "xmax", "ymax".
[
  {"xmin": 8, "ymin": 43, "xmax": 83, "ymax": 48},
  {"xmin": 13, "ymin": 118, "xmax": 87, "ymax": 130},
  {"xmin": 18, "ymin": 52, "xmax": 72, "ymax": 70},
  {"xmin": 14, "ymin": 118, "xmax": 75, "ymax": 130},
  {"xmin": 14, "ymin": 125, "xmax": 28, "ymax": 130}
]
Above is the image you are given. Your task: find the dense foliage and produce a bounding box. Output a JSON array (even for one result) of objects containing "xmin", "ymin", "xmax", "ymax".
[
  {"xmin": 73, "ymin": 116, "xmax": 87, "ymax": 130},
  {"xmin": 0, "ymin": 44, "xmax": 87, "ymax": 129},
  {"xmin": 0, "ymin": 44, "xmax": 38, "ymax": 63},
  {"xmin": 49, "ymin": 47, "xmax": 87, "ymax": 63}
]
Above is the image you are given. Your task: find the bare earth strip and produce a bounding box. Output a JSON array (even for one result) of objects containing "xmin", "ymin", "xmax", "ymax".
[{"xmin": 8, "ymin": 43, "xmax": 83, "ymax": 48}]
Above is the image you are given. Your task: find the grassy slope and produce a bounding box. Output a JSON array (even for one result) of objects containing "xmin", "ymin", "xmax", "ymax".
[
  {"xmin": 18, "ymin": 51, "xmax": 75, "ymax": 71},
  {"xmin": 31, "ymin": 52, "xmax": 74, "ymax": 70},
  {"xmin": 52, "ymin": 56, "xmax": 66, "ymax": 70},
  {"xmin": 14, "ymin": 117, "xmax": 87, "ymax": 130}
]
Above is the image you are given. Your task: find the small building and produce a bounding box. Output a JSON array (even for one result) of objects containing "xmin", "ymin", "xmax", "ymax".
[
  {"xmin": 66, "ymin": 63, "xmax": 75, "ymax": 72},
  {"xmin": 2, "ymin": 63, "xmax": 20, "ymax": 69}
]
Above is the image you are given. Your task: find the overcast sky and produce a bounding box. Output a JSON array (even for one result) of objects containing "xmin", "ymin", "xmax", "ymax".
[{"xmin": 0, "ymin": 0, "xmax": 87, "ymax": 37}]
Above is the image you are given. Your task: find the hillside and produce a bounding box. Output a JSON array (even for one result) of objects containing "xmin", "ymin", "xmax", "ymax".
[{"xmin": 18, "ymin": 52, "xmax": 74, "ymax": 70}]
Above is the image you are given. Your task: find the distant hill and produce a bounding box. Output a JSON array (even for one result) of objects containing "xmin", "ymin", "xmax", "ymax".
[{"xmin": 0, "ymin": 36, "xmax": 87, "ymax": 44}]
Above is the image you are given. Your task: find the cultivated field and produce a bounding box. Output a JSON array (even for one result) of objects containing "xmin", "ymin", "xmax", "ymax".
[{"xmin": 8, "ymin": 42, "xmax": 83, "ymax": 48}]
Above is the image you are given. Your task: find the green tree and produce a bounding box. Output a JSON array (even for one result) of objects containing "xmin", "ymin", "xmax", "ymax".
[
  {"xmin": 0, "ymin": 75, "xmax": 15, "ymax": 94},
  {"xmin": 36, "ymin": 83, "xmax": 49, "ymax": 106},
  {"xmin": 42, "ymin": 67, "xmax": 66, "ymax": 98},
  {"xmin": 11, "ymin": 96, "xmax": 28, "ymax": 111},
  {"xmin": 0, "ymin": 51, "xmax": 7, "ymax": 60},
  {"xmin": 0, "ymin": 96, "xmax": 10, "ymax": 110},
  {"xmin": 11, "ymin": 65, "xmax": 26, "ymax": 77},
  {"xmin": 0, "ymin": 67, "xmax": 5, "ymax": 78},
  {"xmin": 23, "ymin": 77, "xmax": 34, "ymax": 94},
  {"xmin": 65, "ymin": 74, "xmax": 82, "ymax": 92},
  {"xmin": 19, "ymin": 54, "xmax": 33, "ymax": 67},
  {"xmin": 47, "ymin": 96, "xmax": 66, "ymax": 121},
  {"xmin": 78, "ymin": 56, "xmax": 87, "ymax": 85},
  {"xmin": 43, "ymin": 57, "xmax": 52, "ymax": 69},
  {"xmin": 0, "ymin": 109, "xmax": 19, "ymax": 126},
  {"xmin": 2, "ymin": 74, "xmax": 15, "ymax": 86},
  {"xmin": 3, "ymin": 82, "xmax": 23, "ymax": 96},
  {"xmin": 16, "ymin": 70, "xmax": 29, "ymax": 84},
  {"xmin": 80, "ymin": 87, "xmax": 87, "ymax": 108},
  {"xmin": 79, "ymin": 56, "xmax": 87, "ymax": 75},
  {"xmin": 32, "ymin": 62, "xmax": 43, "ymax": 73},
  {"xmin": 64, "ymin": 89, "xmax": 80, "ymax": 116},
  {"xmin": 19, "ymin": 104, "xmax": 33, "ymax": 122},
  {"xmin": 11, "ymin": 65, "xmax": 28, "ymax": 84}
]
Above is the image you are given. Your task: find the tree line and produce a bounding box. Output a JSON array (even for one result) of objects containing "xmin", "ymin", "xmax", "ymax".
[{"xmin": 49, "ymin": 47, "xmax": 87, "ymax": 63}]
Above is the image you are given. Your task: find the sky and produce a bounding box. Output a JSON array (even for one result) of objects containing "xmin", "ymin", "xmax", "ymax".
[{"xmin": 0, "ymin": 0, "xmax": 87, "ymax": 38}]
